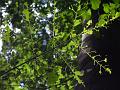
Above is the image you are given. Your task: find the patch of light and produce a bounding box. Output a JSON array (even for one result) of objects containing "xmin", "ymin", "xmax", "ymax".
[
  {"xmin": 45, "ymin": 25, "xmax": 51, "ymax": 35},
  {"xmin": 20, "ymin": 82, "xmax": 25, "ymax": 88},
  {"xmin": 42, "ymin": 4, "xmax": 47, "ymax": 8},
  {"xmin": 32, "ymin": 8, "xmax": 40, "ymax": 16},
  {"xmin": 34, "ymin": 10, "xmax": 39, "ymax": 16},
  {"xmin": 47, "ymin": 13, "xmax": 53, "ymax": 18},
  {"xmin": 42, "ymin": 39, "xmax": 47, "ymax": 46},
  {"xmin": 37, "ymin": 31, "xmax": 43, "ymax": 36},
  {"xmin": 50, "ymin": 3, "xmax": 53, "ymax": 7},
  {"xmin": 0, "ymin": 25, "xmax": 5, "ymax": 29},
  {"xmin": 2, "ymin": 12, "xmax": 8, "ymax": 17},
  {"xmin": 15, "ymin": 28, "xmax": 21, "ymax": 33},
  {"xmin": 53, "ymin": 55, "xmax": 56, "ymax": 58},
  {"xmin": 8, "ymin": 1, "xmax": 12, "ymax": 4},
  {"xmin": 31, "ymin": 3, "xmax": 35, "ymax": 8},
  {"xmin": 21, "ymin": 20, "xmax": 23, "ymax": 23},
  {"xmin": 11, "ymin": 49, "xmax": 17, "ymax": 54},
  {"xmin": 9, "ymin": 23, "xmax": 13, "ymax": 30},
  {"xmin": 55, "ymin": 8, "xmax": 59, "ymax": 13},
  {"xmin": 1, "ymin": 7, "xmax": 8, "ymax": 18},
  {"xmin": 8, "ymin": 23, "xmax": 21, "ymax": 33},
  {"xmin": 40, "ymin": 19, "xmax": 47, "ymax": 22},
  {"xmin": 46, "ymin": 29, "xmax": 51, "ymax": 35}
]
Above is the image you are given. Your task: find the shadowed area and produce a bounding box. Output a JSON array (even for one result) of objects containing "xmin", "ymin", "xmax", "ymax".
[{"xmin": 76, "ymin": 18, "xmax": 120, "ymax": 90}]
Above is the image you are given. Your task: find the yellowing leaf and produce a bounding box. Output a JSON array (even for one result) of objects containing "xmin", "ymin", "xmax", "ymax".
[
  {"xmin": 105, "ymin": 68, "xmax": 112, "ymax": 74},
  {"xmin": 99, "ymin": 70, "xmax": 102, "ymax": 74},
  {"xmin": 104, "ymin": 58, "xmax": 108, "ymax": 63}
]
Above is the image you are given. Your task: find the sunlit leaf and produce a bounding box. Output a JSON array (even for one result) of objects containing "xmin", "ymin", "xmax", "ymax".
[
  {"xmin": 103, "ymin": 4, "xmax": 110, "ymax": 13},
  {"xmin": 105, "ymin": 68, "xmax": 112, "ymax": 74},
  {"xmin": 67, "ymin": 80, "xmax": 73, "ymax": 89},
  {"xmin": 22, "ymin": 9, "xmax": 30, "ymax": 21},
  {"xmin": 97, "ymin": 19, "xmax": 106, "ymax": 26},
  {"xmin": 74, "ymin": 71, "xmax": 84, "ymax": 76},
  {"xmin": 74, "ymin": 20, "xmax": 81, "ymax": 27},
  {"xmin": 60, "ymin": 85, "xmax": 65, "ymax": 90},
  {"xmin": 74, "ymin": 75, "xmax": 83, "ymax": 84},
  {"xmin": 5, "ymin": 25, "xmax": 10, "ymax": 42},
  {"xmin": 114, "ymin": 12, "xmax": 120, "ymax": 19},
  {"xmin": 83, "ymin": 29, "xmax": 93, "ymax": 35},
  {"xmin": 90, "ymin": 0, "xmax": 101, "ymax": 10}
]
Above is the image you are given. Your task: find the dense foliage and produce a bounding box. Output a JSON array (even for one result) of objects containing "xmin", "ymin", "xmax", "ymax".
[{"xmin": 0, "ymin": 0, "xmax": 120, "ymax": 90}]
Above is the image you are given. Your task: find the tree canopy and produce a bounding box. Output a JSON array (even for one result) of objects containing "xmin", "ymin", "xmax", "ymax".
[{"xmin": 0, "ymin": 0, "xmax": 120, "ymax": 90}]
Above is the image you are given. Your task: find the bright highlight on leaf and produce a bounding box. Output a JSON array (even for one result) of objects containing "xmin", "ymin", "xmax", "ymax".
[
  {"xmin": 83, "ymin": 29, "xmax": 93, "ymax": 35},
  {"xmin": 99, "ymin": 70, "xmax": 102, "ymax": 74},
  {"xmin": 105, "ymin": 68, "xmax": 112, "ymax": 74},
  {"xmin": 74, "ymin": 20, "xmax": 81, "ymax": 27}
]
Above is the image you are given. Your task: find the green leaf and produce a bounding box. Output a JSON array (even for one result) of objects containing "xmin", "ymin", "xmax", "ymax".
[
  {"xmin": 16, "ymin": 2, "xmax": 18, "ymax": 7},
  {"xmin": 104, "ymin": 58, "xmax": 107, "ymax": 63},
  {"xmin": 63, "ymin": 33, "xmax": 69, "ymax": 41},
  {"xmin": 5, "ymin": 25, "xmax": 10, "ymax": 42},
  {"xmin": 24, "ymin": 2, "xmax": 28, "ymax": 7},
  {"xmin": 22, "ymin": 9, "xmax": 30, "ymax": 21},
  {"xmin": 105, "ymin": 68, "xmax": 112, "ymax": 74},
  {"xmin": 24, "ymin": 64, "xmax": 31, "ymax": 74},
  {"xmin": 48, "ymin": 72, "xmax": 59, "ymax": 85},
  {"xmin": 74, "ymin": 71, "xmax": 84, "ymax": 76},
  {"xmin": 74, "ymin": 75, "xmax": 83, "ymax": 84},
  {"xmin": 97, "ymin": 19, "xmax": 106, "ymax": 26},
  {"xmin": 67, "ymin": 80, "xmax": 73, "ymax": 90},
  {"xmin": 60, "ymin": 85, "xmax": 65, "ymax": 90},
  {"xmin": 112, "ymin": 0, "xmax": 120, "ymax": 4},
  {"xmin": 114, "ymin": 12, "xmax": 120, "ymax": 19},
  {"xmin": 90, "ymin": 0, "xmax": 101, "ymax": 10},
  {"xmin": 97, "ymin": 14, "xmax": 108, "ymax": 27},
  {"xmin": 74, "ymin": 20, "xmax": 81, "ymax": 27},
  {"xmin": 81, "ymin": 9, "xmax": 91, "ymax": 20},
  {"xmin": 83, "ymin": 29, "xmax": 93, "ymax": 35},
  {"xmin": 103, "ymin": 4, "xmax": 110, "ymax": 13},
  {"xmin": 99, "ymin": 70, "xmax": 102, "ymax": 74}
]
